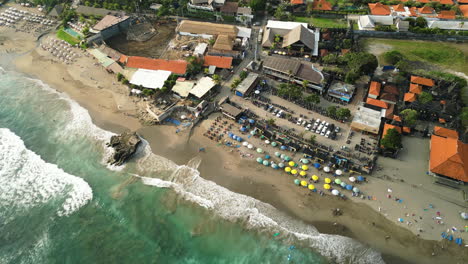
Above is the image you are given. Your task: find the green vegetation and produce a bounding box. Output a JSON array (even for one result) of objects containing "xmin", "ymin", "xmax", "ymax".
[
  {"xmin": 186, "ymin": 56, "xmax": 203, "ymax": 76},
  {"xmin": 267, "ymin": 118, "xmax": 276, "ymax": 126},
  {"xmin": 383, "ymin": 50, "xmax": 404, "ymax": 65},
  {"xmin": 418, "ymin": 91, "xmax": 433, "ymax": 104},
  {"xmin": 322, "ymin": 52, "xmax": 378, "ymax": 83},
  {"xmin": 249, "ymin": 0, "xmax": 266, "ymax": 12},
  {"xmin": 381, "ymin": 128, "xmax": 402, "ymax": 150},
  {"xmin": 231, "ymin": 78, "xmax": 241, "ymax": 89},
  {"xmin": 56, "ymin": 28, "xmax": 80, "ymax": 45},
  {"xmin": 400, "ymin": 109, "xmax": 419, "ymax": 126},
  {"xmin": 295, "ymin": 17, "xmax": 348, "ymax": 28},
  {"xmin": 365, "ymin": 39, "xmax": 468, "ymax": 75},
  {"xmin": 305, "ymin": 93, "xmax": 320, "ymax": 106},
  {"xmin": 336, "ymin": 108, "xmax": 351, "ymax": 120},
  {"xmin": 239, "ymin": 71, "xmax": 248, "ymax": 81}
]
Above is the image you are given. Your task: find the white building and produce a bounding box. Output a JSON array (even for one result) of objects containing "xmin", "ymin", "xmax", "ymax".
[{"xmin": 130, "ymin": 69, "xmax": 171, "ymax": 89}]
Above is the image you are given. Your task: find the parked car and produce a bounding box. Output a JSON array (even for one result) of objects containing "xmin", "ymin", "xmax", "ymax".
[
  {"xmin": 276, "ymin": 110, "xmax": 283, "ymax": 118},
  {"xmin": 335, "ymin": 127, "xmax": 340, "ymax": 133},
  {"xmin": 306, "ymin": 123, "xmax": 313, "ymax": 131},
  {"xmin": 325, "ymin": 130, "xmax": 331, "ymax": 138},
  {"xmin": 320, "ymin": 130, "xmax": 326, "ymax": 136},
  {"xmin": 296, "ymin": 118, "xmax": 302, "ymax": 125},
  {"xmin": 302, "ymin": 120, "xmax": 307, "ymax": 127}
]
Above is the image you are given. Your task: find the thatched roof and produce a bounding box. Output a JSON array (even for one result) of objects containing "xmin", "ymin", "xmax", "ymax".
[
  {"xmin": 213, "ymin": 35, "xmax": 234, "ymax": 51},
  {"xmin": 282, "ymin": 25, "xmax": 315, "ymax": 50},
  {"xmin": 177, "ymin": 20, "xmax": 238, "ymax": 38}
]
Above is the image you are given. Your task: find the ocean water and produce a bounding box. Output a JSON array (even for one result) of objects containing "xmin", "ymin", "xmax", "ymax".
[{"xmin": 0, "ymin": 66, "xmax": 384, "ymax": 264}]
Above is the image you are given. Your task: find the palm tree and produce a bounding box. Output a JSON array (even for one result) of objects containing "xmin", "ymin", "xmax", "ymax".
[
  {"xmin": 301, "ymin": 80, "xmax": 309, "ymax": 91},
  {"xmin": 212, "ymin": 74, "xmax": 221, "ymax": 85},
  {"xmin": 305, "ymin": 94, "xmax": 320, "ymax": 107}
]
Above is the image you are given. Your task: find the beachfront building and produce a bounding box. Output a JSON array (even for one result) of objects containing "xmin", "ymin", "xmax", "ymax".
[
  {"xmin": 327, "ymin": 81, "xmax": 355, "ymax": 103},
  {"xmin": 122, "ymin": 56, "xmax": 188, "ymax": 75},
  {"xmin": 172, "ymin": 80, "xmax": 195, "ymax": 98},
  {"xmin": 235, "ymin": 72, "xmax": 259, "ymax": 97},
  {"xmin": 189, "ymin": 77, "xmax": 217, "ymax": 99},
  {"xmin": 262, "ymin": 56, "xmax": 325, "ymax": 93},
  {"xmin": 429, "ymin": 127, "xmax": 468, "ymax": 186},
  {"xmin": 129, "ymin": 69, "xmax": 171, "ymax": 90},
  {"xmin": 90, "ymin": 15, "xmax": 130, "ymax": 34},
  {"xmin": 262, "ymin": 20, "xmax": 319, "ymax": 57},
  {"xmin": 350, "ymin": 105, "xmax": 383, "ymax": 135},
  {"xmin": 87, "ymin": 48, "xmax": 124, "ymax": 74},
  {"xmin": 220, "ymin": 102, "xmax": 244, "ymax": 120}
]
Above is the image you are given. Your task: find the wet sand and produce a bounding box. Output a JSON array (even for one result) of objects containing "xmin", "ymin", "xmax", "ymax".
[{"xmin": 2, "ymin": 22, "xmax": 467, "ymax": 264}]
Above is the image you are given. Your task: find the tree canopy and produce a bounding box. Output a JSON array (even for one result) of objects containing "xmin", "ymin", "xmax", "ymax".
[
  {"xmin": 400, "ymin": 109, "xmax": 419, "ymax": 126},
  {"xmin": 381, "ymin": 128, "xmax": 402, "ymax": 150},
  {"xmin": 336, "ymin": 108, "xmax": 351, "ymax": 120},
  {"xmin": 418, "ymin": 91, "xmax": 433, "ymax": 104},
  {"xmin": 384, "ymin": 50, "xmax": 405, "ymax": 65}
]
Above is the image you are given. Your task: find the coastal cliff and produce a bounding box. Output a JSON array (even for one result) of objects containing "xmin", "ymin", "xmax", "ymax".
[{"xmin": 107, "ymin": 132, "xmax": 141, "ymax": 166}]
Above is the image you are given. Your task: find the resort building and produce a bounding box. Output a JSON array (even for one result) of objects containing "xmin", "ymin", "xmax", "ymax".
[
  {"xmin": 235, "ymin": 73, "xmax": 259, "ymax": 97},
  {"xmin": 327, "ymin": 81, "xmax": 356, "ymax": 103},
  {"xmin": 262, "ymin": 20, "xmax": 320, "ymax": 56},
  {"xmin": 262, "ymin": 56, "xmax": 324, "ymax": 93},
  {"xmin": 189, "ymin": 77, "xmax": 217, "ymax": 99},
  {"xmin": 220, "ymin": 102, "xmax": 244, "ymax": 120},
  {"xmin": 91, "ymin": 15, "xmax": 130, "ymax": 34},
  {"xmin": 429, "ymin": 127, "xmax": 468, "ymax": 185},
  {"xmin": 351, "ymin": 105, "xmax": 383, "ymax": 135},
  {"xmin": 130, "ymin": 69, "xmax": 171, "ymax": 89},
  {"xmin": 368, "ymin": 3, "xmax": 391, "ymax": 16},
  {"xmin": 122, "ymin": 56, "xmax": 188, "ymax": 75}
]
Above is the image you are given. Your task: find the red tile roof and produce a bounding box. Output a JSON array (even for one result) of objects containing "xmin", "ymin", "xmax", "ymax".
[
  {"xmin": 419, "ymin": 6, "xmax": 435, "ymax": 14},
  {"xmin": 434, "ymin": 0, "xmax": 454, "ymax": 4},
  {"xmin": 392, "ymin": 4, "xmax": 406, "ymax": 12},
  {"xmin": 411, "ymin": 75, "xmax": 435, "ymax": 87},
  {"xmin": 439, "ymin": 118, "xmax": 446, "ymax": 124},
  {"xmin": 403, "ymin": 126, "xmax": 411, "ymax": 133},
  {"xmin": 404, "ymin": 92, "xmax": 417, "ymax": 102},
  {"xmin": 366, "ymin": 98, "xmax": 389, "ymax": 109},
  {"xmin": 430, "ymin": 134, "xmax": 468, "ymax": 182},
  {"xmin": 119, "ymin": 54, "xmax": 128, "ymax": 64},
  {"xmin": 290, "ymin": 0, "xmax": 304, "ymax": 5},
  {"xmin": 203, "ymin": 55, "xmax": 233, "ymax": 69},
  {"xmin": 369, "ymin": 81, "xmax": 381, "ymax": 96},
  {"xmin": 383, "ymin": 123, "xmax": 402, "ymax": 137},
  {"xmin": 313, "ymin": 0, "xmax": 333, "ymax": 11},
  {"xmin": 434, "ymin": 126, "xmax": 459, "ymax": 139},
  {"xmin": 458, "ymin": 0, "xmax": 468, "ymax": 3},
  {"xmin": 393, "ymin": 115, "xmax": 402, "ymax": 122},
  {"xmin": 409, "ymin": 83, "xmax": 423, "ymax": 94},
  {"xmin": 341, "ymin": 49, "xmax": 351, "ymax": 55},
  {"xmin": 409, "ymin": 7, "xmax": 418, "ymax": 16},
  {"xmin": 438, "ymin": 10, "xmax": 456, "ymax": 19},
  {"xmin": 125, "ymin": 56, "xmax": 188, "ymax": 74},
  {"xmin": 460, "ymin": 5, "xmax": 468, "ymax": 18},
  {"xmin": 368, "ymin": 3, "xmax": 391, "ymax": 16}
]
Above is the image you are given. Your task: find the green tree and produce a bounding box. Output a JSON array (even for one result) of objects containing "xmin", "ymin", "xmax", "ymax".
[
  {"xmin": 384, "ymin": 50, "xmax": 405, "ymax": 65},
  {"xmin": 309, "ymin": 134, "xmax": 316, "ymax": 144},
  {"xmin": 381, "ymin": 128, "xmax": 402, "ymax": 150},
  {"xmin": 249, "ymin": 0, "xmax": 266, "ymax": 11},
  {"xmin": 342, "ymin": 39, "xmax": 352, "ymax": 49},
  {"xmin": 117, "ymin": 73, "xmax": 124, "ymax": 82},
  {"xmin": 82, "ymin": 26, "xmax": 90, "ymax": 35},
  {"xmin": 336, "ymin": 108, "xmax": 351, "ymax": 120},
  {"xmin": 305, "ymin": 93, "xmax": 320, "ymax": 106},
  {"xmin": 212, "ymin": 74, "xmax": 221, "ymax": 85},
  {"xmin": 415, "ymin": 17, "xmax": 427, "ymax": 28},
  {"xmin": 418, "ymin": 91, "xmax": 433, "ymax": 104},
  {"xmin": 301, "ymin": 80, "xmax": 309, "ymax": 91},
  {"xmin": 231, "ymin": 78, "xmax": 241, "ymax": 89},
  {"xmin": 327, "ymin": 106, "xmax": 337, "ymax": 118},
  {"xmin": 342, "ymin": 52, "xmax": 378, "ymax": 76},
  {"xmin": 186, "ymin": 56, "xmax": 203, "ymax": 75},
  {"xmin": 267, "ymin": 118, "xmax": 276, "ymax": 126},
  {"xmin": 142, "ymin": 88, "xmax": 155, "ymax": 97},
  {"xmin": 239, "ymin": 71, "xmax": 248, "ymax": 80},
  {"xmin": 400, "ymin": 109, "xmax": 419, "ymax": 126}
]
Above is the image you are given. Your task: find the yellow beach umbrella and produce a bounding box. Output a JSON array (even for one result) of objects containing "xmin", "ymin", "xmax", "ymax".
[
  {"xmin": 311, "ymin": 175, "xmax": 319, "ymax": 181},
  {"xmin": 285, "ymin": 167, "xmax": 292, "ymax": 173},
  {"xmin": 291, "ymin": 169, "xmax": 298, "ymax": 175},
  {"xmin": 300, "ymin": 180, "xmax": 307, "ymax": 187},
  {"xmin": 324, "ymin": 184, "xmax": 331, "ymax": 190},
  {"xmin": 288, "ymin": 161, "xmax": 295, "ymax": 167},
  {"xmin": 300, "ymin": 171, "xmax": 307, "ymax": 176},
  {"xmin": 324, "ymin": 178, "xmax": 331, "ymax": 184},
  {"xmin": 308, "ymin": 184, "xmax": 315, "ymax": 190},
  {"xmin": 301, "ymin": 165, "xmax": 308, "ymax": 171}
]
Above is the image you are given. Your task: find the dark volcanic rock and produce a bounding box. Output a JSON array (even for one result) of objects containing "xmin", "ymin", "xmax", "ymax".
[{"xmin": 107, "ymin": 132, "xmax": 142, "ymax": 166}]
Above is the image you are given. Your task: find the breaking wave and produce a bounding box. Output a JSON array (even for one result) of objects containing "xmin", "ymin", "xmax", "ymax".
[
  {"xmin": 0, "ymin": 128, "xmax": 93, "ymax": 218},
  {"xmin": 134, "ymin": 149, "xmax": 384, "ymax": 264}
]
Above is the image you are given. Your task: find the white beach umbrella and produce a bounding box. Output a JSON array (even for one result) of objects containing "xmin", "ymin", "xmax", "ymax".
[
  {"xmin": 323, "ymin": 166, "xmax": 330, "ymax": 172},
  {"xmin": 335, "ymin": 169, "xmax": 343, "ymax": 176},
  {"xmin": 349, "ymin": 177, "xmax": 356, "ymax": 183},
  {"xmin": 331, "ymin": 189, "xmax": 340, "ymax": 196}
]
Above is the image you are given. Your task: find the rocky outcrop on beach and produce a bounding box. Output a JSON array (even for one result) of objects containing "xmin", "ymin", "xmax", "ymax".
[{"xmin": 107, "ymin": 132, "xmax": 142, "ymax": 166}]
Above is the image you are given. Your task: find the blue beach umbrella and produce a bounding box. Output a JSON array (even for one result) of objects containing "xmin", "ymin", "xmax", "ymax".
[
  {"xmin": 357, "ymin": 176, "xmax": 364, "ymax": 182},
  {"xmin": 249, "ymin": 119, "xmax": 255, "ymax": 124},
  {"xmin": 346, "ymin": 185, "xmax": 353, "ymax": 191},
  {"xmin": 313, "ymin": 163, "xmax": 321, "ymax": 169},
  {"xmin": 272, "ymin": 164, "xmax": 279, "ymax": 169},
  {"xmin": 265, "ymin": 155, "xmax": 271, "ymax": 159},
  {"xmin": 284, "ymin": 156, "xmax": 291, "ymax": 161},
  {"xmin": 281, "ymin": 145, "xmax": 287, "ymax": 150},
  {"xmin": 353, "ymin": 187, "xmax": 360, "ymax": 193}
]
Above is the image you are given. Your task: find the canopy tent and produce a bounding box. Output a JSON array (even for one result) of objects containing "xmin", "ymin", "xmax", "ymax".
[
  {"xmin": 256, "ymin": 157, "xmax": 263, "ymax": 163},
  {"xmin": 301, "ymin": 165, "xmax": 308, "ymax": 171},
  {"xmin": 300, "ymin": 171, "xmax": 307, "ymax": 176},
  {"xmin": 340, "ymin": 182, "xmax": 347, "ymax": 188},
  {"xmin": 294, "ymin": 179, "xmax": 300, "ymax": 185},
  {"xmin": 278, "ymin": 163, "xmax": 285, "ymax": 168},
  {"xmin": 334, "ymin": 179, "xmax": 342, "ymax": 184},
  {"xmin": 285, "ymin": 167, "xmax": 292, "ymax": 173},
  {"xmin": 288, "ymin": 161, "xmax": 295, "ymax": 167}
]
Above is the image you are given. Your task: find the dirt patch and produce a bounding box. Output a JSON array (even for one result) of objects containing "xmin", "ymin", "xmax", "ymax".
[
  {"xmin": 365, "ymin": 42, "xmax": 393, "ymax": 56},
  {"xmin": 107, "ymin": 21, "xmax": 177, "ymax": 58}
]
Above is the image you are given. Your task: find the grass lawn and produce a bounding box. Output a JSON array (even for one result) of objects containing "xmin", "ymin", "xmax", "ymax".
[
  {"xmin": 56, "ymin": 28, "xmax": 80, "ymax": 45},
  {"xmin": 295, "ymin": 16, "xmax": 348, "ymax": 28},
  {"xmin": 363, "ymin": 38, "xmax": 468, "ymax": 75}
]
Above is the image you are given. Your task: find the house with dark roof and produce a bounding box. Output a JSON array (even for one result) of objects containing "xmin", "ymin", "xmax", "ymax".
[
  {"xmin": 380, "ymin": 93, "xmax": 398, "ymax": 105},
  {"xmin": 262, "ymin": 56, "xmax": 325, "ymax": 92},
  {"xmin": 220, "ymin": 2, "xmax": 238, "ymax": 16},
  {"xmin": 262, "ymin": 21, "xmax": 319, "ymax": 56}
]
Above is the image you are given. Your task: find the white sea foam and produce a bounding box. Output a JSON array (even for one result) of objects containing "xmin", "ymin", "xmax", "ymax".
[
  {"xmin": 135, "ymin": 153, "xmax": 384, "ymax": 264},
  {"xmin": 0, "ymin": 128, "xmax": 93, "ymax": 218}
]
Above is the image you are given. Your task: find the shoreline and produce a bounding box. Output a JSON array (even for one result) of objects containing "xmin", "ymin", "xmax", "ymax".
[{"xmin": 2, "ymin": 29, "xmax": 467, "ymax": 263}]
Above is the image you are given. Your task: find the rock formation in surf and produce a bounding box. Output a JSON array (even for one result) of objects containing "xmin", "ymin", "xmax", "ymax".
[{"xmin": 107, "ymin": 132, "xmax": 142, "ymax": 166}]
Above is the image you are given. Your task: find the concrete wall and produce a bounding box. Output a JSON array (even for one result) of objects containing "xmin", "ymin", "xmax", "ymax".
[
  {"xmin": 353, "ymin": 30, "xmax": 468, "ymax": 42},
  {"xmin": 87, "ymin": 18, "xmax": 132, "ymax": 45}
]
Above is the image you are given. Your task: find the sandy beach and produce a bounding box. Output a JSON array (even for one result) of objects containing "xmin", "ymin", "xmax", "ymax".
[{"xmin": 1, "ymin": 15, "xmax": 467, "ymax": 264}]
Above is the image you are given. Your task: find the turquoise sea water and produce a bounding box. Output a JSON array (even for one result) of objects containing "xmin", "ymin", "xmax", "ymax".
[{"xmin": 0, "ymin": 65, "xmax": 383, "ymax": 264}]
